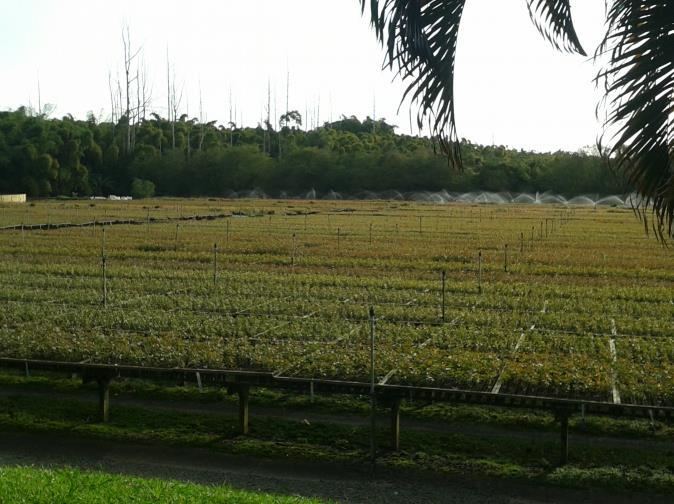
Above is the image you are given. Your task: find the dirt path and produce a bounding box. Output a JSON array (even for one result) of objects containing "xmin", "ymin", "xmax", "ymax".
[{"xmin": 0, "ymin": 431, "xmax": 666, "ymax": 504}]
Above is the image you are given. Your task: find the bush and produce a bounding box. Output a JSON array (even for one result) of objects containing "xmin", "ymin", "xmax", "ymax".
[{"xmin": 130, "ymin": 178, "xmax": 155, "ymax": 199}]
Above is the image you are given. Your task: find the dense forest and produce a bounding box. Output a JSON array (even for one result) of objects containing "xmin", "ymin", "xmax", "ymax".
[{"xmin": 0, "ymin": 107, "xmax": 629, "ymax": 199}]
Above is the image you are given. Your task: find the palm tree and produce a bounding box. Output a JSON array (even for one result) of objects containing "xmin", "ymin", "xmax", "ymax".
[{"xmin": 362, "ymin": 1, "xmax": 674, "ymax": 238}]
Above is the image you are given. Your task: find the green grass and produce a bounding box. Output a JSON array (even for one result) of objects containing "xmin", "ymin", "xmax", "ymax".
[{"xmin": 0, "ymin": 466, "xmax": 324, "ymax": 503}]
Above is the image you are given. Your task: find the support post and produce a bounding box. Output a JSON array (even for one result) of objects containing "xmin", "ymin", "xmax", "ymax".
[
  {"xmin": 101, "ymin": 254, "xmax": 108, "ymax": 308},
  {"xmin": 441, "ymin": 270, "xmax": 446, "ymax": 322},
  {"xmin": 97, "ymin": 377, "xmax": 112, "ymax": 423},
  {"xmin": 391, "ymin": 398, "xmax": 401, "ymax": 451},
  {"xmin": 557, "ymin": 411, "xmax": 570, "ymax": 465},
  {"xmin": 213, "ymin": 243, "xmax": 218, "ymax": 285},
  {"xmin": 477, "ymin": 250, "xmax": 483, "ymax": 294},
  {"xmin": 369, "ymin": 307, "xmax": 377, "ymax": 465},
  {"xmin": 504, "ymin": 244, "xmax": 508, "ymax": 273},
  {"xmin": 291, "ymin": 233, "xmax": 296, "ymax": 266},
  {"xmin": 520, "ymin": 232, "xmax": 524, "ymax": 253},
  {"xmin": 337, "ymin": 227, "xmax": 340, "ymax": 251},
  {"xmin": 238, "ymin": 384, "xmax": 250, "ymax": 435}
]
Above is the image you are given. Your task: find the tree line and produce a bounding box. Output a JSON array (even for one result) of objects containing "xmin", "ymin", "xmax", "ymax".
[{"xmin": 0, "ymin": 108, "xmax": 629, "ymax": 199}]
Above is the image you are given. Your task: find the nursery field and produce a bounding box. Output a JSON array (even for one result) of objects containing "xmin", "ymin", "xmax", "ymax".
[{"xmin": 0, "ymin": 198, "xmax": 672, "ymax": 408}]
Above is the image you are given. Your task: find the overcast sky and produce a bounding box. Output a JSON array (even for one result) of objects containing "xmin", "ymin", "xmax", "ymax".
[{"xmin": 0, "ymin": 0, "xmax": 606, "ymax": 152}]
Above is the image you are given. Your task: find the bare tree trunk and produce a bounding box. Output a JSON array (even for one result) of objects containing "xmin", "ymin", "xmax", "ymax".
[{"xmin": 198, "ymin": 83, "xmax": 205, "ymax": 152}]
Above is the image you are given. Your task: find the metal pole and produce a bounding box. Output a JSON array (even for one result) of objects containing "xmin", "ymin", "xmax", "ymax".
[
  {"xmin": 441, "ymin": 270, "xmax": 446, "ymax": 322},
  {"xmin": 292, "ymin": 233, "xmax": 296, "ymax": 266},
  {"xmin": 369, "ymin": 307, "xmax": 376, "ymax": 466},
  {"xmin": 102, "ymin": 240, "xmax": 107, "ymax": 309},
  {"xmin": 478, "ymin": 250, "xmax": 483, "ymax": 294},
  {"xmin": 213, "ymin": 243, "xmax": 218, "ymax": 285}
]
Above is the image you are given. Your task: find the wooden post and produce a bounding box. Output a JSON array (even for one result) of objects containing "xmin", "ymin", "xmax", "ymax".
[
  {"xmin": 97, "ymin": 377, "xmax": 111, "ymax": 423},
  {"xmin": 146, "ymin": 208, "xmax": 150, "ymax": 233},
  {"xmin": 391, "ymin": 398, "xmax": 401, "ymax": 451},
  {"xmin": 520, "ymin": 232, "xmax": 524, "ymax": 253},
  {"xmin": 441, "ymin": 270, "xmax": 446, "ymax": 322},
  {"xmin": 540, "ymin": 221, "xmax": 543, "ymax": 239},
  {"xmin": 558, "ymin": 411, "xmax": 570, "ymax": 465},
  {"xmin": 304, "ymin": 213, "xmax": 307, "ymax": 231},
  {"xmin": 238, "ymin": 384, "xmax": 250, "ymax": 434},
  {"xmin": 504, "ymin": 244, "xmax": 508, "ymax": 273},
  {"xmin": 369, "ymin": 223, "xmax": 373, "ymax": 245},
  {"xmin": 226, "ymin": 219, "xmax": 230, "ymax": 243},
  {"xmin": 418, "ymin": 216, "xmax": 422, "ymax": 234},
  {"xmin": 174, "ymin": 224, "xmax": 179, "ymax": 251},
  {"xmin": 337, "ymin": 227, "xmax": 340, "ymax": 251}
]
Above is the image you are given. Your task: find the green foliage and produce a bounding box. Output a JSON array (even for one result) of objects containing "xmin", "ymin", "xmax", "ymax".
[
  {"xmin": 0, "ymin": 108, "xmax": 629, "ymax": 198},
  {"xmin": 130, "ymin": 178, "xmax": 156, "ymax": 199}
]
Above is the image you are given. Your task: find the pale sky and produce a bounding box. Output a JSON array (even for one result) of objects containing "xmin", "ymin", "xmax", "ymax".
[{"xmin": 0, "ymin": 0, "xmax": 606, "ymax": 152}]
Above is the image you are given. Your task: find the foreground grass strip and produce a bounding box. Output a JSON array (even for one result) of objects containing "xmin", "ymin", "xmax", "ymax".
[
  {"xmin": 0, "ymin": 466, "xmax": 323, "ymax": 503},
  {"xmin": 0, "ymin": 393, "xmax": 673, "ymax": 495}
]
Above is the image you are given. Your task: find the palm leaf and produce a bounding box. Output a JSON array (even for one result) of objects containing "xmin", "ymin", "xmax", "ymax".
[
  {"xmin": 526, "ymin": 0, "xmax": 586, "ymax": 55},
  {"xmin": 596, "ymin": 1, "xmax": 674, "ymax": 239},
  {"xmin": 361, "ymin": 0, "xmax": 467, "ymax": 166}
]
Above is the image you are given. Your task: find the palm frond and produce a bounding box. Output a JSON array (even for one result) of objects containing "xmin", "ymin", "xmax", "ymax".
[
  {"xmin": 596, "ymin": 1, "xmax": 674, "ymax": 240},
  {"xmin": 361, "ymin": 0, "xmax": 467, "ymax": 166},
  {"xmin": 526, "ymin": 0, "xmax": 586, "ymax": 55}
]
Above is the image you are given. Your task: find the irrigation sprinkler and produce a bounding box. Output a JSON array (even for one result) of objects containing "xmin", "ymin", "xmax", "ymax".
[
  {"xmin": 369, "ymin": 307, "xmax": 377, "ymax": 466},
  {"xmin": 539, "ymin": 221, "xmax": 543, "ymax": 239},
  {"xmin": 441, "ymin": 270, "xmax": 446, "ymax": 322},
  {"xmin": 478, "ymin": 250, "xmax": 483, "ymax": 294},
  {"xmin": 213, "ymin": 243, "xmax": 218, "ymax": 285},
  {"xmin": 545, "ymin": 219, "xmax": 548, "ymax": 238},
  {"xmin": 530, "ymin": 226, "xmax": 534, "ymax": 247},
  {"xmin": 504, "ymin": 244, "xmax": 509, "ymax": 273}
]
